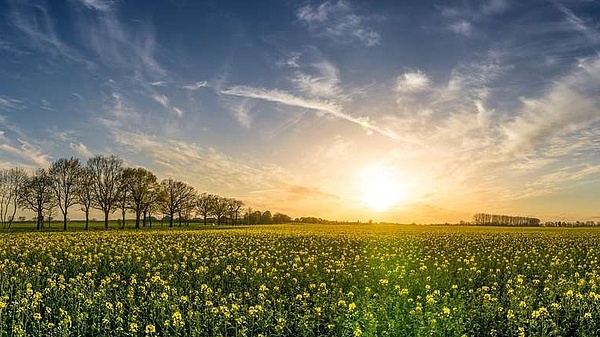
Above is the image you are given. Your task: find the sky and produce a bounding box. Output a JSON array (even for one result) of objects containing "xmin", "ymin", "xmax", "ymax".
[{"xmin": 0, "ymin": 0, "xmax": 599, "ymax": 223}]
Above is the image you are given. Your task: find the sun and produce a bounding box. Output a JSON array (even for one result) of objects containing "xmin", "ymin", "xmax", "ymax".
[{"xmin": 359, "ymin": 165, "xmax": 408, "ymax": 212}]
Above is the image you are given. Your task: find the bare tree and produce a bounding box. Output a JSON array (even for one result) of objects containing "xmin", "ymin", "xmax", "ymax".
[
  {"xmin": 159, "ymin": 178, "xmax": 195, "ymax": 227},
  {"xmin": 75, "ymin": 167, "xmax": 94, "ymax": 230},
  {"xmin": 0, "ymin": 168, "xmax": 26, "ymax": 229},
  {"xmin": 19, "ymin": 169, "xmax": 54, "ymax": 230},
  {"xmin": 48, "ymin": 157, "xmax": 82, "ymax": 231},
  {"xmin": 197, "ymin": 193, "xmax": 216, "ymax": 226},
  {"xmin": 87, "ymin": 155, "xmax": 123, "ymax": 229},
  {"xmin": 231, "ymin": 199, "xmax": 244, "ymax": 225},
  {"xmin": 211, "ymin": 196, "xmax": 229, "ymax": 226},
  {"xmin": 122, "ymin": 167, "xmax": 160, "ymax": 229},
  {"xmin": 116, "ymin": 173, "xmax": 130, "ymax": 229}
]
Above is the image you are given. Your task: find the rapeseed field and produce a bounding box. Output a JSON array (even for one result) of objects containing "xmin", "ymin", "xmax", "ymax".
[{"xmin": 1, "ymin": 224, "xmax": 599, "ymax": 336}]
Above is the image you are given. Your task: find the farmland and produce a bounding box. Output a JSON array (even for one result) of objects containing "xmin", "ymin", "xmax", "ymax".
[{"xmin": 1, "ymin": 224, "xmax": 600, "ymax": 336}]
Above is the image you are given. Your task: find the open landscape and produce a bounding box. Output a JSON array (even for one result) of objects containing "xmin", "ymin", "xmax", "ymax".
[
  {"xmin": 2, "ymin": 224, "xmax": 600, "ymax": 336},
  {"xmin": 1, "ymin": 0, "xmax": 599, "ymax": 336}
]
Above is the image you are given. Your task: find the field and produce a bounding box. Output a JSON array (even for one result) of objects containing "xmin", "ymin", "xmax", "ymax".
[{"xmin": 1, "ymin": 224, "xmax": 600, "ymax": 336}]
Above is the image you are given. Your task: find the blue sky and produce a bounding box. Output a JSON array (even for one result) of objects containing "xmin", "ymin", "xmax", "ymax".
[{"xmin": 0, "ymin": 0, "xmax": 599, "ymax": 222}]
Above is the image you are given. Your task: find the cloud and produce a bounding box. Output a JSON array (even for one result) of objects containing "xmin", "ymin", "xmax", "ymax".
[
  {"xmin": 221, "ymin": 85, "xmax": 402, "ymax": 141},
  {"xmin": 507, "ymin": 164, "xmax": 600, "ymax": 200},
  {"xmin": 152, "ymin": 94, "xmax": 169, "ymax": 107},
  {"xmin": 296, "ymin": 0, "xmax": 381, "ymax": 47},
  {"xmin": 150, "ymin": 81, "xmax": 168, "ymax": 87},
  {"xmin": 152, "ymin": 94, "xmax": 183, "ymax": 117},
  {"xmin": 0, "ymin": 96, "xmax": 24, "ymax": 110},
  {"xmin": 555, "ymin": 3, "xmax": 600, "ymax": 43},
  {"xmin": 74, "ymin": 3, "xmax": 166, "ymax": 78},
  {"xmin": 231, "ymin": 103, "xmax": 252, "ymax": 128},
  {"xmin": 449, "ymin": 20, "xmax": 473, "ymax": 36},
  {"xmin": 7, "ymin": 0, "xmax": 81, "ymax": 62},
  {"xmin": 79, "ymin": 0, "xmax": 116, "ymax": 12},
  {"xmin": 0, "ymin": 138, "xmax": 51, "ymax": 168},
  {"xmin": 111, "ymin": 131, "xmax": 294, "ymax": 193},
  {"xmin": 292, "ymin": 61, "xmax": 341, "ymax": 99},
  {"xmin": 70, "ymin": 142, "xmax": 94, "ymax": 158},
  {"xmin": 182, "ymin": 81, "xmax": 209, "ymax": 90},
  {"xmin": 396, "ymin": 70, "xmax": 430, "ymax": 92},
  {"xmin": 439, "ymin": 0, "xmax": 511, "ymax": 37}
]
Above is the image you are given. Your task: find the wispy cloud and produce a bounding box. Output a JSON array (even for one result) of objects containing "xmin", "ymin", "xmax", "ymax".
[
  {"xmin": 78, "ymin": 0, "xmax": 117, "ymax": 12},
  {"xmin": 7, "ymin": 0, "xmax": 82, "ymax": 62},
  {"xmin": 70, "ymin": 142, "xmax": 94, "ymax": 158},
  {"xmin": 0, "ymin": 136, "xmax": 51, "ymax": 168},
  {"xmin": 0, "ymin": 96, "xmax": 24, "ymax": 110},
  {"xmin": 229, "ymin": 101, "xmax": 252, "ymax": 128},
  {"xmin": 182, "ymin": 81, "xmax": 209, "ymax": 90},
  {"xmin": 221, "ymin": 85, "xmax": 402, "ymax": 141},
  {"xmin": 396, "ymin": 70, "xmax": 430, "ymax": 92},
  {"xmin": 149, "ymin": 81, "xmax": 168, "ymax": 87},
  {"xmin": 73, "ymin": 2, "xmax": 166, "ymax": 78},
  {"xmin": 449, "ymin": 20, "xmax": 473, "ymax": 36},
  {"xmin": 554, "ymin": 3, "xmax": 600, "ymax": 43},
  {"xmin": 152, "ymin": 94, "xmax": 184, "ymax": 118},
  {"xmin": 292, "ymin": 61, "xmax": 342, "ymax": 99},
  {"xmin": 439, "ymin": 0, "xmax": 511, "ymax": 37},
  {"xmin": 296, "ymin": 0, "xmax": 381, "ymax": 47}
]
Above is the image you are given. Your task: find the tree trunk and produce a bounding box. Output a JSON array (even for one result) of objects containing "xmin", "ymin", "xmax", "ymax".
[
  {"xmin": 203, "ymin": 214, "xmax": 207, "ymax": 226},
  {"xmin": 104, "ymin": 210, "xmax": 109, "ymax": 229},
  {"xmin": 63, "ymin": 211, "xmax": 68, "ymax": 231},
  {"xmin": 178, "ymin": 211, "xmax": 182, "ymax": 227},
  {"xmin": 142, "ymin": 210, "xmax": 146, "ymax": 227},
  {"xmin": 149, "ymin": 213, "xmax": 152, "ymax": 228},
  {"xmin": 121, "ymin": 209, "xmax": 125, "ymax": 229},
  {"xmin": 135, "ymin": 210, "xmax": 141, "ymax": 229},
  {"xmin": 85, "ymin": 209, "xmax": 89, "ymax": 230},
  {"xmin": 37, "ymin": 210, "xmax": 42, "ymax": 230},
  {"xmin": 217, "ymin": 215, "xmax": 221, "ymax": 226},
  {"xmin": 169, "ymin": 212, "xmax": 173, "ymax": 227}
]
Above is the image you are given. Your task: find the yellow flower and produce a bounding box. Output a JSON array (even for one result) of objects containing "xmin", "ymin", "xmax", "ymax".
[{"xmin": 145, "ymin": 324, "xmax": 156, "ymax": 334}]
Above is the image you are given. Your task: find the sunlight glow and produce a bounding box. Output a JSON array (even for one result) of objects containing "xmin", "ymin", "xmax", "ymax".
[{"xmin": 360, "ymin": 165, "xmax": 409, "ymax": 212}]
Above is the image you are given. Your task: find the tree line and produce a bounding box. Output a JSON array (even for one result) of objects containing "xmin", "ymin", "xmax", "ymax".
[
  {"xmin": 472, "ymin": 213, "xmax": 541, "ymax": 226},
  {"xmin": 0, "ymin": 155, "xmax": 291, "ymax": 231}
]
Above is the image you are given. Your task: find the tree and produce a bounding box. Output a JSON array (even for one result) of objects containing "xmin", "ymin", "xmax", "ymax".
[
  {"xmin": 87, "ymin": 155, "xmax": 123, "ymax": 229},
  {"xmin": 273, "ymin": 212, "xmax": 292, "ymax": 224},
  {"xmin": 48, "ymin": 157, "xmax": 82, "ymax": 231},
  {"xmin": 122, "ymin": 167, "xmax": 160, "ymax": 229},
  {"xmin": 227, "ymin": 199, "xmax": 244, "ymax": 225},
  {"xmin": 116, "ymin": 172, "xmax": 130, "ymax": 229},
  {"xmin": 19, "ymin": 169, "xmax": 54, "ymax": 230},
  {"xmin": 196, "ymin": 193, "xmax": 216, "ymax": 226},
  {"xmin": 0, "ymin": 168, "xmax": 26, "ymax": 229},
  {"xmin": 159, "ymin": 179, "xmax": 195, "ymax": 227},
  {"xmin": 75, "ymin": 167, "xmax": 94, "ymax": 230},
  {"xmin": 211, "ymin": 196, "xmax": 229, "ymax": 226},
  {"xmin": 260, "ymin": 210, "xmax": 273, "ymax": 224}
]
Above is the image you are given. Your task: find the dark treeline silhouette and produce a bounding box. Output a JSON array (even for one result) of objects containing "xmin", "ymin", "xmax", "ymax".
[
  {"xmin": 0, "ymin": 155, "xmax": 294, "ymax": 231},
  {"xmin": 542, "ymin": 220, "xmax": 599, "ymax": 227},
  {"xmin": 473, "ymin": 213, "xmax": 541, "ymax": 226}
]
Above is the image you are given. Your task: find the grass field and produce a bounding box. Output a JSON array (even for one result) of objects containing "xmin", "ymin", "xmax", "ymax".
[{"xmin": 1, "ymin": 224, "xmax": 600, "ymax": 336}]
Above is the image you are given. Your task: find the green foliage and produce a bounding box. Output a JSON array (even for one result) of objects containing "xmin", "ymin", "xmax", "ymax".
[{"xmin": 1, "ymin": 225, "xmax": 600, "ymax": 336}]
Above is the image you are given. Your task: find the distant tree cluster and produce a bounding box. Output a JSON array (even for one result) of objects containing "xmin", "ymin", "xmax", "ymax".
[
  {"xmin": 543, "ymin": 220, "xmax": 600, "ymax": 227},
  {"xmin": 473, "ymin": 213, "xmax": 541, "ymax": 226},
  {"xmin": 0, "ymin": 155, "xmax": 291, "ymax": 231}
]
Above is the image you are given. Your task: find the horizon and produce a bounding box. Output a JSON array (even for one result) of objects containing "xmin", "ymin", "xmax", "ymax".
[{"xmin": 1, "ymin": 0, "xmax": 599, "ymax": 223}]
